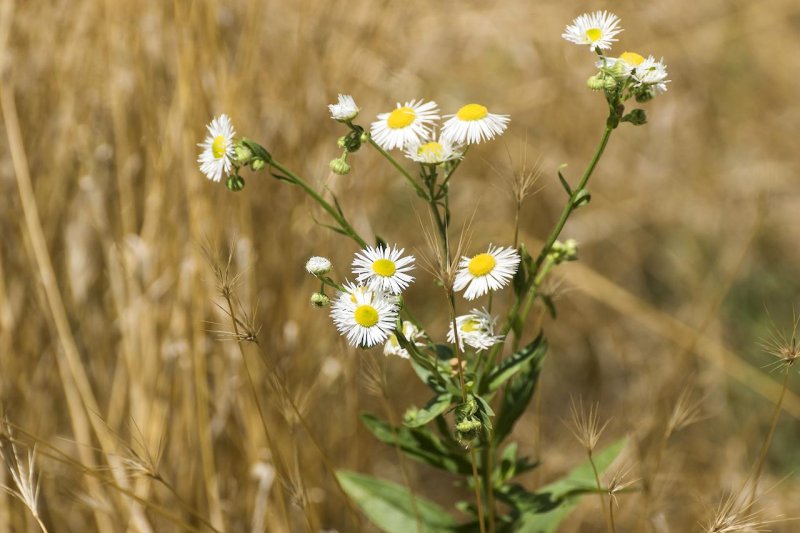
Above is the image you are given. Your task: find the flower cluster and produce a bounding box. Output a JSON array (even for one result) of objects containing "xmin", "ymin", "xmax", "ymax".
[{"xmin": 562, "ymin": 11, "xmax": 670, "ymax": 104}]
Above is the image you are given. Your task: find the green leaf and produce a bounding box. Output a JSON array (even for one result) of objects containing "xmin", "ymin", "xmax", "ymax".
[
  {"xmin": 361, "ymin": 414, "xmax": 473, "ymax": 476},
  {"xmin": 485, "ymin": 333, "xmax": 546, "ymax": 393},
  {"xmin": 571, "ymin": 189, "xmax": 591, "ymax": 208},
  {"xmin": 496, "ymin": 442, "xmax": 540, "ymax": 484},
  {"xmin": 494, "ymin": 335, "xmax": 547, "ymax": 444},
  {"xmin": 557, "ymin": 170, "xmax": 572, "ymax": 196},
  {"xmin": 404, "ymin": 393, "xmax": 455, "ymax": 428},
  {"xmin": 512, "ymin": 438, "xmax": 627, "ymax": 532},
  {"xmin": 336, "ymin": 470, "xmax": 457, "ymax": 533}
]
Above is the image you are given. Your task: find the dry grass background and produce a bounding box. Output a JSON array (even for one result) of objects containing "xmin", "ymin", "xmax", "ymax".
[{"xmin": 1, "ymin": 0, "xmax": 800, "ymax": 531}]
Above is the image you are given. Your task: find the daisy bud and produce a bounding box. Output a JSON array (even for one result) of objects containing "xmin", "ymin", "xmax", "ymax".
[
  {"xmin": 359, "ymin": 131, "xmax": 369, "ymax": 143},
  {"xmin": 622, "ymin": 108, "xmax": 647, "ymax": 125},
  {"xmin": 329, "ymin": 157, "xmax": 351, "ymax": 175},
  {"xmin": 251, "ymin": 159, "xmax": 266, "ymax": 171},
  {"xmin": 305, "ymin": 256, "xmax": 332, "ymax": 276},
  {"xmin": 587, "ymin": 75, "xmax": 606, "ymax": 91},
  {"xmin": 337, "ymin": 136, "xmax": 347, "ymax": 148},
  {"xmin": 226, "ymin": 174, "xmax": 245, "ymax": 192},
  {"xmin": 234, "ymin": 143, "xmax": 253, "ymax": 163},
  {"xmin": 603, "ymin": 76, "xmax": 618, "ymax": 91},
  {"xmin": 310, "ymin": 292, "xmax": 331, "ymax": 308}
]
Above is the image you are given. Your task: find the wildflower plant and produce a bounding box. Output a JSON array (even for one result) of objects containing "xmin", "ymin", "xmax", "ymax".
[{"xmin": 198, "ymin": 11, "xmax": 669, "ymax": 532}]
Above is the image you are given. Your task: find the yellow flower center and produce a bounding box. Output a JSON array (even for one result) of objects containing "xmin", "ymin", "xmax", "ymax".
[
  {"xmin": 468, "ymin": 253, "xmax": 496, "ymax": 276},
  {"xmin": 586, "ymin": 28, "xmax": 603, "ymax": 42},
  {"xmin": 418, "ymin": 142, "xmax": 444, "ymax": 159},
  {"xmin": 211, "ymin": 135, "xmax": 227, "ymax": 159},
  {"xmin": 456, "ymin": 104, "xmax": 488, "ymax": 121},
  {"xmin": 388, "ymin": 333, "xmax": 400, "ymax": 348},
  {"xmin": 354, "ymin": 305, "xmax": 379, "ymax": 327},
  {"xmin": 619, "ymin": 51, "xmax": 645, "ymax": 66},
  {"xmin": 461, "ymin": 319, "xmax": 480, "ymax": 333},
  {"xmin": 372, "ymin": 258, "xmax": 396, "ymax": 277},
  {"xmin": 387, "ymin": 107, "xmax": 416, "ymax": 129}
]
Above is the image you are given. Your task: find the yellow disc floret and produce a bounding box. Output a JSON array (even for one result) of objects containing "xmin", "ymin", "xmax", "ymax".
[
  {"xmin": 372, "ymin": 258, "xmax": 397, "ymax": 277},
  {"xmin": 586, "ymin": 28, "xmax": 603, "ymax": 42},
  {"xmin": 619, "ymin": 51, "xmax": 645, "ymax": 66},
  {"xmin": 354, "ymin": 305, "xmax": 379, "ymax": 327},
  {"xmin": 461, "ymin": 319, "xmax": 480, "ymax": 333},
  {"xmin": 418, "ymin": 142, "xmax": 444, "ymax": 158},
  {"xmin": 468, "ymin": 253, "xmax": 496, "ymax": 277},
  {"xmin": 456, "ymin": 104, "xmax": 489, "ymax": 122},
  {"xmin": 387, "ymin": 107, "xmax": 416, "ymax": 129},
  {"xmin": 211, "ymin": 135, "xmax": 228, "ymax": 159}
]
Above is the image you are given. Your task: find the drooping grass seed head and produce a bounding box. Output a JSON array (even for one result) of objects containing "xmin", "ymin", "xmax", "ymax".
[
  {"xmin": 562, "ymin": 11, "xmax": 623, "ymax": 52},
  {"xmin": 761, "ymin": 309, "xmax": 800, "ymax": 372},
  {"xmin": 453, "ymin": 245, "xmax": 520, "ymax": 300},
  {"xmin": 370, "ymin": 99, "xmax": 440, "ymax": 151},
  {"xmin": 441, "ymin": 104, "xmax": 509, "ymax": 145},
  {"xmin": 328, "ymin": 94, "xmax": 360, "ymax": 122},
  {"xmin": 352, "ymin": 244, "xmax": 415, "ymax": 295},
  {"xmin": 566, "ymin": 397, "xmax": 610, "ymax": 453},
  {"xmin": 198, "ymin": 114, "xmax": 236, "ymax": 182}
]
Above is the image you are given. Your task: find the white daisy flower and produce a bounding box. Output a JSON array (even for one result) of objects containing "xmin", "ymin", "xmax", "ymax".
[
  {"xmin": 352, "ymin": 244, "xmax": 415, "ymax": 295},
  {"xmin": 198, "ymin": 114, "xmax": 236, "ymax": 182},
  {"xmin": 404, "ymin": 137, "xmax": 463, "ymax": 164},
  {"xmin": 632, "ymin": 56, "xmax": 669, "ymax": 95},
  {"xmin": 447, "ymin": 308, "xmax": 504, "ymax": 352},
  {"xmin": 330, "ymin": 283, "xmax": 399, "ymax": 348},
  {"xmin": 597, "ymin": 51, "xmax": 647, "ymax": 75},
  {"xmin": 440, "ymin": 104, "xmax": 509, "ymax": 145},
  {"xmin": 370, "ymin": 99, "xmax": 440, "ymax": 151},
  {"xmin": 454, "ymin": 245, "xmax": 521, "ymax": 300},
  {"xmin": 562, "ymin": 11, "xmax": 622, "ymax": 52},
  {"xmin": 328, "ymin": 94, "xmax": 360, "ymax": 121},
  {"xmin": 305, "ymin": 256, "xmax": 332, "ymax": 276},
  {"xmin": 384, "ymin": 321, "xmax": 425, "ymax": 359}
]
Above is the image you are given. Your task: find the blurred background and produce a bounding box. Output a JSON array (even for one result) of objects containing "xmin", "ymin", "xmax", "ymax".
[{"xmin": 1, "ymin": 0, "xmax": 800, "ymax": 531}]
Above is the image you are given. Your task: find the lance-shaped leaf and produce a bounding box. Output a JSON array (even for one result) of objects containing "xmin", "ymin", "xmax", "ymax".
[
  {"xmin": 485, "ymin": 332, "xmax": 546, "ymax": 393},
  {"xmin": 361, "ymin": 414, "xmax": 473, "ymax": 476},
  {"xmin": 336, "ymin": 470, "xmax": 457, "ymax": 533},
  {"xmin": 404, "ymin": 393, "xmax": 455, "ymax": 428},
  {"xmin": 493, "ymin": 335, "xmax": 548, "ymax": 444}
]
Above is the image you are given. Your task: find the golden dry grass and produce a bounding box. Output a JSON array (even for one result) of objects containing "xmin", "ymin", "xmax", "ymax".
[{"xmin": 1, "ymin": 0, "xmax": 800, "ymax": 531}]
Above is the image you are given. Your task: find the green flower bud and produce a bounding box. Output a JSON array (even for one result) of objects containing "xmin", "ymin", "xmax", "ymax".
[
  {"xmin": 226, "ymin": 174, "xmax": 245, "ymax": 192},
  {"xmin": 622, "ymin": 108, "xmax": 648, "ymax": 125},
  {"xmin": 337, "ymin": 136, "xmax": 347, "ymax": 148},
  {"xmin": 329, "ymin": 157, "xmax": 351, "ymax": 175},
  {"xmin": 234, "ymin": 143, "xmax": 253, "ymax": 163},
  {"xmin": 635, "ymin": 87, "xmax": 654, "ymax": 103},
  {"xmin": 360, "ymin": 131, "xmax": 368, "ymax": 143},
  {"xmin": 252, "ymin": 159, "xmax": 267, "ymax": 171},
  {"xmin": 310, "ymin": 292, "xmax": 330, "ymax": 308},
  {"xmin": 603, "ymin": 76, "xmax": 618, "ymax": 91},
  {"xmin": 587, "ymin": 75, "xmax": 606, "ymax": 91}
]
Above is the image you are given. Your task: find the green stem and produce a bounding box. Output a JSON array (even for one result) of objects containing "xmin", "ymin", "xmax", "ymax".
[
  {"xmin": 270, "ymin": 158, "xmax": 368, "ymax": 247},
  {"xmin": 358, "ymin": 131, "xmax": 429, "ymax": 200}
]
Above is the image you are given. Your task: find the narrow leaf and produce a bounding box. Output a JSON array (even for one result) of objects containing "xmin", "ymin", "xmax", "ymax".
[
  {"xmin": 336, "ymin": 470, "xmax": 457, "ymax": 533},
  {"xmin": 493, "ymin": 336, "xmax": 548, "ymax": 444},
  {"xmin": 404, "ymin": 393, "xmax": 454, "ymax": 428},
  {"xmin": 486, "ymin": 333, "xmax": 546, "ymax": 393},
  {"xmin": 361, "ymin": 414, "xmax": 473, "ymax": 476}
]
